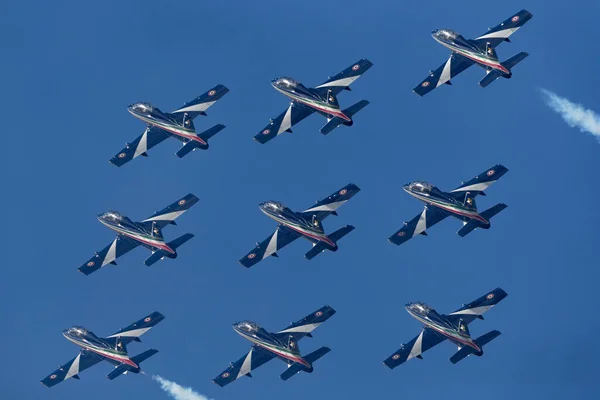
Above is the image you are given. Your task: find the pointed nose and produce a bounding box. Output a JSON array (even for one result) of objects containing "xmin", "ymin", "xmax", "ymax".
[{"xmin": 431, "ymin": 29, "xmax": 438, "ymax": 36}]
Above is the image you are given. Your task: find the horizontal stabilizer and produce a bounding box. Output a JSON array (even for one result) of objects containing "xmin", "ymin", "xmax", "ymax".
[
  {"xmin": 450, "ymin": 331, "xmax": 501, "ymax": 364},
  {"xmin": 144, "ymin": 233, "xmax": 194, "ymax": 266},
  {"xmin": 106, "ymin": 349, "xmax": 158, "ymax": 380},
  {"xmin": 320, "ymin": 100, "xmax": 369, "ymax": 135},
  {"xmin": 503, "ymin": 51, "xmax": 529, "ymax": 70},
  {"xmin": 131, "ymin": 348, "xmax": 159, "ymax": 364},
  {"xmin": 280, "ymin": 347, "xmax": 331, "ymax": 381},
  {"xmin": 176, "ymin": 141, "xmax": 201, "ymax": 158},
  {"xmin": 457, "ymin": 204, "xmax": 507, "ymax": 237},
  {"xmin": 305, "ymin": 225, "xmax": 355, "ymax": 260},
  {"xmin": 479, "ymin": 70, "xmax": 503, "ymax": 88}
]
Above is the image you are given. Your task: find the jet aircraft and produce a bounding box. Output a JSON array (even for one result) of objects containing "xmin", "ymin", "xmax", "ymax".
[
  {"xmin": 213, "ymin": 305, "xmax": 335, "ymax": 386},
  {"xmin": 255, "ymin": 59, "xmax": 372, "ymax": 143},
  {"xmin": 240, "ymin": 184, "xmax": 360, "ymax": 267},
  {"xmin": 389, "ymin": 165, "xmax": 508, "ymax": 246},
  {"xmin": 414, "ymin": 10, "xmax": 533, "ymax": 96},
  {"xmin": 78, "ymin": 194, "xmax": 199, "ymax": 275},
  {"xmin": 41, "ymin": 311, "xmax": 165, "ymax": 387},
  {"xmin": 383, "ymin": 288, "xmax": 507, "ymax": 368},
  {"xmin": 110, "ymin": 85, "xmax": 229, "ymax": 166}
]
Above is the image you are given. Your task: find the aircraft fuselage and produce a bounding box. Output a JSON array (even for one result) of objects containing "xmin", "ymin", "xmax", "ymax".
[
  {"xmin": 405, "ymin": 303, "xmax": 481, "ymax": 352},
  {"xmin": 271, "ymin": 78, "xmax": 351, "ymax": 122},
  {"xmin": 403, "ymin": 183, "xmax": 489, "ymax": 225},
  {"xmin": 259, "ymin": 201, "xmax": 336, "ymax": 248},
  {"xmin": 432, "ymin": 29, "xmax": 510, "ymax": 75},
  {"xmin": 233, "ymin": 322, "xmax": 311, "ymax": 369},
  {"xmin": 97, "ymin": 212, "xmax": 175, "ymax": 254},
  {"xmin": 127, "ymin": 103, "xmax": 207, "ymax": 145},
  {"xmin": 62, "ymin": 327, "xmax": 138, "ymax": 368}
]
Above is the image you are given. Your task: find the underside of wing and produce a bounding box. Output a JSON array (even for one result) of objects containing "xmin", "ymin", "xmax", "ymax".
[
  {"xmin": 78, "ymin": 236, "xmax": 140, "ymax": 275},
  {"xmin": 109, "ymin": 127, "xmax": 171, "ymax": 167},
  {"xmin": 413, "ymin": 54, "xmax": 474, "ymax": 96},
  {"xmin": 389, "ymin": 206, "xmax": 449, "ymax": 246},
  {"xmin": 254, "ymin": 102, "xmax": 314, "ymax": 144},
  {"xmin": 213, "ymin": 346, "xmax": 276, "ymax": 387},
  {"xmin": 239, "ymin": 226, "xmax": 301, "ymax": 268},
  {"xmin": 142, "ymin": 193, "xmax": 199, "ymax": 229},
  {"xmin": 40, "ymin": 350, "xmax": 103, "ymax": 388},
  {"xmin": 315, "ymin": 58, "xmax": 373, "ymax": 96},
  {"xmin": 451, "ymin": 164, "xmax": 508, "ymax": 196},
  {"xmin": 445, "ymin": 288, "xmax": 508, "ymax": 325},
  {"xmin": 474, "ymin": 10, "xmax": 533, "ymax": 49},
  {"xmin": 107, "ymin": 311, "xmax": 165, "ymax": 345},
  {"xmin": 171, "ymin": 84, "xmax": 229, "ymax": 119},
  {"xmin": 383, "ymin": 328, "xmax": 446, "ymax": 369},
  {"xmin": 275, "ymin": 305, "xmax": 336, "ymax": 342},
  {"xmin": 301, "ymin": 183, "xmax": 361, "ymax": 221}
]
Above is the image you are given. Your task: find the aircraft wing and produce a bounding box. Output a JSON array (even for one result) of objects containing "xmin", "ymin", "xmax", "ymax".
[
  {"xmin": 213, "ymin": 346, "xmax": 276, "ymax": 387},
  {"xmin": 106, "ymin": 311, "xmax": 165, "ymax": 345},
  {"xmin": 451, "ymin": 164, "xmax": 508, "ymax": 196},
  {"xmin": 40, "ymin": 350, "xmax": 103, "ymax": 388},
  {"xmin": 389, "ymin": 206, "xmax": 450, "ymax": 246},
  {"xmin": 301, "ymin": 183, "xmax": 361, "ymax": 221},
  {"xmin": 445, "ymin": 287, "xmax": 508, "ymax": 325},
  {"xmin": 474, "ymin": 10, "xmax": 533, "ymax": 49},
  {"xmin": 109, "ymin": 126, "xmax": 171, "ymax": 167},
  {"xmin": 239, "ymin": 226, "xmax": 302, "ymax": 268},
  {"xmin": 314, "ymin": 58, "xmax": 373, "ymax": 96},
  {"xmin": 141, "ymin": 193, "xmax": 199, "ymax": 229},
  {"xmin": 254, "ymin": 102, "xmax": 315, "ymax": 144},
  {"xmin": 78, "ymin": 235, "xmax": 140, "ymax": 275},
  {"xmin": 413, "ymin": 53, "xmax": 474, "ymax": 96},
  {"xmin": 274, "ymin": 305, "xmax": 336, "ymax": 342},
  {"xmin": 171, "ymin": 84, "xmax": 230, "ymax": 119},
  {"xmin": 383, "ymin": 328, "xmax": 446, "ymax": 369}
]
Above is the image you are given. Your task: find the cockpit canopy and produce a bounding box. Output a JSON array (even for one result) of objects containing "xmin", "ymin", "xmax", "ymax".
[
  {"xmin": 433, "ymin": 29, "xmax": 459, "ymax": 40},
  {"xmin": 65, "ymin": 326, "xmax": 89, "ymax": 337},
  {"xmin": 262, "ymin": 201, "xmax": 284, "ymax": 211},
  {"xmin": 130, "ymin": 102, "xmax": 154, "ymax": 114},
  {"xmin": 406, "ymin": 302, "xmax": 433, "ymax": 314},
  {"xmin": 235, "ymin": 321, "xmax": 259, "ymax": 333},
  {"xmin": 407, "ymin": 181, "xmax": 434, "ymax": 194},
  {"xmin": 273, "ymin": 77, "xmax": 301, "ymax": 89},
  {"xmin": 101, "ymin": 210, "xmax": 123, "ymax": 222}
]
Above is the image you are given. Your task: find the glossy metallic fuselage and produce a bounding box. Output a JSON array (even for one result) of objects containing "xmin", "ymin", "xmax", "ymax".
[
  {"xmin": 97, "ymin": 212, "xmax": 175, "ymax": 254},
  {"xmin": 127, "ymin": 103, "xmax": 206, "ymax": 144}
]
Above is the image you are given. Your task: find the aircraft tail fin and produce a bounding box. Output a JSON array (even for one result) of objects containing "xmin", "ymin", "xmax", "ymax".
[
  {"xmin": 305, "ymin": 225, "xmax": 355, "ymax": 260},
  {"xmin": 106, "ymin": 349, "xmax": 159, "ymax": 380},
  {"xmin": 176, "ymin": 124, "xmax": 225, "ymax": 157},
  {"xmin": 144, "ymin": 233, "xmax": 195, "ymax": 266},
  {"xmin": 320, "ymin": 100, "xmax": 369, "ymax": 135},
  {"xmin": 280, "ymin": 347, "xmax": 331, "ymax": 381},
  {"xmin": 450, "ymin": 331, "xmax": 501, "ymax": 364},
  {"xmin": 457, "ymin": 203, "xmax": 507, "ymax": 237}
]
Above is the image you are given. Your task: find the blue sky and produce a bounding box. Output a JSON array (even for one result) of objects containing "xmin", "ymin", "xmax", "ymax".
[{"xmin": 2, "ymin": 0, "xmax": 600, "ymax": 399}]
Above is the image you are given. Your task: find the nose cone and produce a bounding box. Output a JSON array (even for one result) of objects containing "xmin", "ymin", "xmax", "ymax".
[
  {"xmin": 431, "ymin": 29, "xmax": 438, "ymax": 36},
  {"xmin": 271, "ymin": 78, "xmax": 279, "ymax": 88},
  {"xmin": 402, "ymin": 183, "xmax": 411, "ymax": 192}
]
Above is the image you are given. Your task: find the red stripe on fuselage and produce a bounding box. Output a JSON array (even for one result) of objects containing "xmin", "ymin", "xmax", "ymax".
[
  {"xmin": 426, "ymin": 323, "xmax": 481, "ymax": 352},
  {"xmin": 283, "ymin": 223, "xmax": 336, "ymax": 248},
  {"xmin": 131, "ymin": 113, "xmax": 207, "ymax": 145},
  {"xmin": 255, "ymin": 343, "xmax": 311, "ymax": 368},
  {"xmin": 120, "ymin": 231, "xmax": 176, "ymax": 254}
]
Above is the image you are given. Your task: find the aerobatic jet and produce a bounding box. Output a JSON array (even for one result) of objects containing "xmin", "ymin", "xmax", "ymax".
[
  {"xmin": 213, "ymin": 305, "xmax": 335, "ymax": 386},
  {"xmin": 414, "ymin": 9, "xmax": 533, "ymax": 96},
  {"xmin": 383, "ymin": 288, "xmax": 507, "ymax": 368},
  {"xmin": 389, "ymin": 165, "xmax": 508, "ymax": 246},
  {"xmin": 41, "ymin": 312, "xmax": 164, "ymax": 387},
  {"xmin": 240, "ymin": 184, "xmax": 360, "ymax": 267},
  {"xmin": 78, "ymin": 194, "xmax": 199, "ymax": 275},
  {"xmin": 110, "ymin": 85, "xmax": 229, "ymax": 166},
  {"xmin": 255, "ymin": 59, "xmax": 372, "ymax": 143}
]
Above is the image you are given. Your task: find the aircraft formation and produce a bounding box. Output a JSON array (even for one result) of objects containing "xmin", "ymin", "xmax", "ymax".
[{"xmin": 41, "ymin": 9, "xmax": 533, "ymax": 390}]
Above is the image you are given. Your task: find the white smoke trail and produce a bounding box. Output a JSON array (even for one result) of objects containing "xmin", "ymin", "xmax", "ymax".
[
  {"xmin": 152, "ymin": 375, "xmax": 212, "ymax": 400},
  {"xmin": 540, "ymin": 88, "xmax": 600, "ymax": 140}
]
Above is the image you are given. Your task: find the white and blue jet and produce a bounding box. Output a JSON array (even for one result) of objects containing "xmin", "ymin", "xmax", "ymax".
[
  {"xmin": 110, "ymin": 85, "xmax": 229, "ymax": 166},
  {"xmin": 414, "ymin": 10, "xmax": 533, "ymax": 96},
  {"xmin": 78, "ymin": 194, "xmax": 199, "ymax": 275},
  {"xmin": 41, "ymin": 312, "xmax": 164, "ymax": 387},
  {"xmin": 384, "ymin": 288, "xmax": 507, "ymax": 368}
]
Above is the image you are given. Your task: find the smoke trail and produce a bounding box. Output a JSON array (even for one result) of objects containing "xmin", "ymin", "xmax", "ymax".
[
  {"xmin": 540, "ymin": 89, "xmax": 600, "ymax": 140},
  {"xmin": 153, "ymin": 375, "xmax": 212, "ymax": 400}
]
